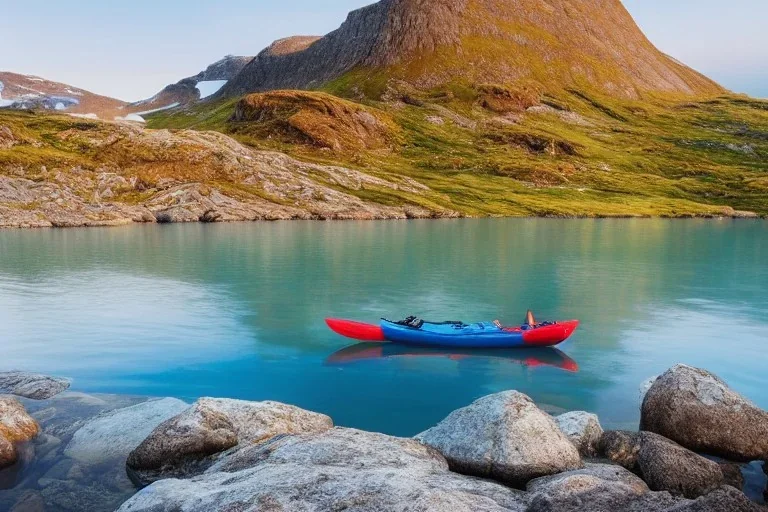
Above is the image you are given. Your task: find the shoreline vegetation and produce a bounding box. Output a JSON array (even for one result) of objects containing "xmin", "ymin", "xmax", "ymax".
[
  {"xmin": 1, "ymin": 88, "xmax": 767, "ymax": 229},
  {"xmin": 0, "ymin": 365, "xmax": 766, "ymax": 511}
]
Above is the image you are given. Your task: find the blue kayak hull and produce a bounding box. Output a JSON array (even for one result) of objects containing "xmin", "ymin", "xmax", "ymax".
[{"xmin": 381, "ymin": 320, "xmax": 527, "ymax": 348}]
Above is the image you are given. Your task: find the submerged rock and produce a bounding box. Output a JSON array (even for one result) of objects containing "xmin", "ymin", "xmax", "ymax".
[
  {"xmin": 0, "ymin": 372, "xmax": 70, "ymax": 400},
  {"xmin": 416, "ymin": 391, "xmax": 582, "ymax": 486},
  {"xmin": 0, "ymin": 396, "xmax": 40, "ymax": 443},
  {"xmin": 0, "ymin": 435, "xmax": 15, "ymax": 469},
  {"xmin": 555, "ymin": 411, "xmax": 603, "ymax": 457},
  {"xmin": 641, "ymin": 364, "xmax": 768, "ymax": 461},
  {"xmin": 637, "ymin": 432, "xmax": 724, "ymax": 499},
  {"xmin": 119, "ymin": 427, "xmax": 530, "ymax": 512},
  {"xmin": 126, "ymin": 398, "xmax": 333, "ymax": 485},
  {"xmin": 64, "ymin": 397, "xmax": 188, "ymax": 465},
  {"xmin": 0, "ymin": 396, "xmax": 39, "ymax": 470}
]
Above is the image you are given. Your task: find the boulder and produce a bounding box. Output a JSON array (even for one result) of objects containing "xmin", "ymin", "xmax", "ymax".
[
  {"xmin": 526, "ymin": 463, "xmax": 684, "ymax": 512},
  {"xmin": 64, "ymin": 397, "xmax": 188, "ymax": 465},
  {"xmin": 555, "ymin": 411, "xmax": 603, "ymax": 457},
  {"xmin": 0, "ymin": 397, "xmax": 40, "ymax": 443},
  {"xmin": 126, "ymin": 398, "xmax": 333, "ymax": 485},
  {"xmin": 637, "ymin": 432, "xmax": 724, "ymax": 498},
  {"xmin": 598, "ymin": 430, "xmax": 642, "ymax": 471},
  {"xmin": 118, "ymin": 427, "xmax": 530, "ymax": 512},
  {"xmin": 0, "ymin": 372, "xmax": 70, "ymax": 400},
  {"xmin": 527, "ymin": 463, "xmax": 650, "ymax": 494},
  {"xmin": 416, "ymin": 391, "xmax": 582, "ymax": 486},
  {"xmin": 641, "ymin": 364, "xmax": 768, "ymax": 461},
  {"xmin": 667, "ymin": 485, "xmax": 765, "ymax": 512}
]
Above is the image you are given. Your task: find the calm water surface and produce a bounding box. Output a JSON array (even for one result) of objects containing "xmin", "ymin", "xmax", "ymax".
[{"xmin": 1, "ymin": 219, "xmax": 766, "ymax": 435}]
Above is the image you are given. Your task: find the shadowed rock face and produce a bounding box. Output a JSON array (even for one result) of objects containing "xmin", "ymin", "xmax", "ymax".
[
  {"xmin": 637, "ymin": 432, "xmax": 724, "ymax": 499},
  {"xmin": 221, "ymin": 0, "xmax": 723, "ymax": 99},
  {"xmin": 416, "ymin": 391, "xmax": 583, "ymax": 486},
  {"xmin": 599, "ymin": 430, "xmax": 642, "ymax": 471},
  {"xmin": 640, "ymin": 364, "xmax": 768, "ymax": 462}
]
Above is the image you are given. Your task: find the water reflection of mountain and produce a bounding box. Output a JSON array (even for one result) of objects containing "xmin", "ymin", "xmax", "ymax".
[{"xmin": 325, "ymin": 343, "xmax": 579, "ymax": 373}]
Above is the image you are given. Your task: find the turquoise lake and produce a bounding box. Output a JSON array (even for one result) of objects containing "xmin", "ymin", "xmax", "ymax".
[{"xmin": 1, "ymin": 219, "xmax": 766, "ymax": 436}]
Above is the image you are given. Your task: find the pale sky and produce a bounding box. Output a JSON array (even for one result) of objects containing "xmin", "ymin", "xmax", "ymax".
[{"xmin": 1, "ymin": 0, "xmax": 766, "ymax": 101}]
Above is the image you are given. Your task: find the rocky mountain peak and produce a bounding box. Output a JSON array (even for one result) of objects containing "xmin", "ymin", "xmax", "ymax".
[{"xmin": 222, "ymin": 0, "xmax": 723, "ymax": 99}]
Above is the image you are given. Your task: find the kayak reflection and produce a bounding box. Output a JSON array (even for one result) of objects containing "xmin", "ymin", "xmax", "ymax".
[{"xmin": 325, "ymin": 343, "xmax": 579, "ymax": 372}]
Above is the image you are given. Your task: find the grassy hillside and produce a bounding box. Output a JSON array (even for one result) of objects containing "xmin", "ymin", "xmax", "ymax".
[{"xmin": 146, "ymin": 84, "xmax": 768, "ymax": 218}]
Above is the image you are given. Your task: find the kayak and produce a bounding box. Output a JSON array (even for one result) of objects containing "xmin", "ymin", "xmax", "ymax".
[
  {"xmin": 326, "ymin": 318, "xmax": 579, "ymax": 348},
  {"xmin": 325, "ymin": 343, "xmax": 579, "ymax": 372}
]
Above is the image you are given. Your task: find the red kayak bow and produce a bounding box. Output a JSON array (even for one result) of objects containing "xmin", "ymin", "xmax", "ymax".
[{"xmin": 325, "ymin": 318, "xmax": 387, "ymax": 342}]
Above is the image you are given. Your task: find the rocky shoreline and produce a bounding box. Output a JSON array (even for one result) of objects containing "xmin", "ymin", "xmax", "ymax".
[{"xmin": 0, "ymin": 365, "xmax": 766, "ymax": 511}]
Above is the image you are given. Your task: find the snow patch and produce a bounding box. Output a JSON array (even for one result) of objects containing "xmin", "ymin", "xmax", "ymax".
[
  {"xmin": 0, "ymin": 99, "xmax": 13, "ymax": 108},
  {"xmin": 115, "ymin": 114, "xmax": 146, "ymax": 123},
  {"xmin": 69, "ymin": 113, "xmax": 99, "ymax": 120},
  {"xmin": 196, "ymin": 80, "xmax": 227, "ymax": 99},
  {"xmin": 134, "ymin": 102, "xmax": 180, "ymax": 116},
  {"xmin": 65, "ymin": 88, "xmax": 84, "ymax": 96},
  {"xmin": 55, "ymin": 102, "xmax": 66, "ymax": 110}
]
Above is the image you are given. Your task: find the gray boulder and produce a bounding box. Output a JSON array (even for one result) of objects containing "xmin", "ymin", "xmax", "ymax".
[
  {"xmin": 598, "ymin": 430, "xmax": 642, "ymax": 470},
  {"xmin": 118, "ymin": 427, "xmax": 530, "ymax": 512},
  {"xmin": 527, "ymin": 463, "xmax": 650, "ymax": 494},
  {"xmin": 637, "ymin": 432, "xmax": 724, "ymax": 498},
  {"xmin": 667, "ymin": 485, "xmax": 765, "ymax": 512},
  {"xmin": 416, "ymin": 391, "xmax": 582, "ymax": 486},
  {"xmin": 126, "ymin": 398, "xmax": 333, "ymax": 485},
  {"xmin": 555, "ymin": 411, "xmax": 603, "ymax": 457},
  {"xmin": 526, "ymin": 463, "xmax": 684, "ymax": 512},
  {"xmin": 64, "ymin": 397, "xmax": 188, "ymax": 465},
  {"xmin": 641, "ymin": 364, "xmax": 768, "ymax": 461},
  {"xmin": 0, "ymin": 372, "xmax": 70, "ymax": 400}
]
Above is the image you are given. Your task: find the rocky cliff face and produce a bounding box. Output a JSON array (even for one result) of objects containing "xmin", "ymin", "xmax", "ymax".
[{"xmin": 222, "ymin": 0, "xmax": 723, "ymax": 99}]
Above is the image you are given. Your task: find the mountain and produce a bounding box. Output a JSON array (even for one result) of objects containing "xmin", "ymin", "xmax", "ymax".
[
  {"xmin": 129, "ymin": 55, "xmax": 252, "ymax": 115},
  {"xmin": 2, "ymin": 0, "xmax": 766, "ymax": 227},
  {"xmin": 0, "ymin": 71, "xmax": 127, "ymax": 116},
  {"xmin": 221, "ymin": 0, "xmax": 723, "ymax": 99}
]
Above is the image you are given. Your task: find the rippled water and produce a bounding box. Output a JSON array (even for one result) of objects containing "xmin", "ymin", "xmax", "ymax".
[{"xmin": 1, "ymin": 219, "xmax": 766, "ymax": 435}]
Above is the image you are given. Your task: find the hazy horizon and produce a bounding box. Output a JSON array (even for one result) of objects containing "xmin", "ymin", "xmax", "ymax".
[{"xmin": 1, "ymin": 0, "xmax": 766, "ymax": 101}]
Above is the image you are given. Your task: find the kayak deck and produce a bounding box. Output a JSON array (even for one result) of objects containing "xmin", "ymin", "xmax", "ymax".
[
  {"xmin": 381, "ymin": 319, "xmax": 578, "ymax": 348},
  {"xmin": 326, "ymin": 318, "xmax": 579, "ymax": 348}
]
